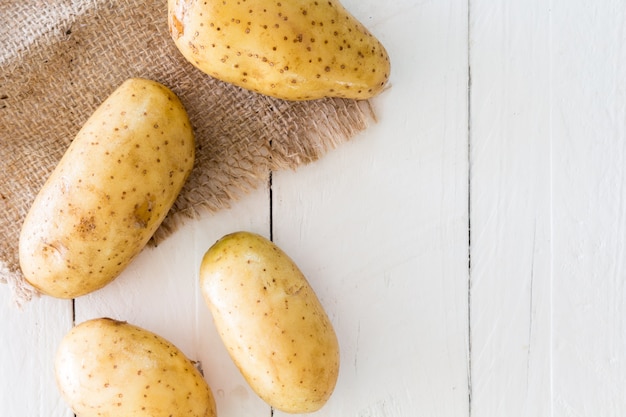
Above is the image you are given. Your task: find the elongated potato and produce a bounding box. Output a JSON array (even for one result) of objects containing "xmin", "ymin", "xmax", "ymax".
[
  {"xmin": 199, "ymin": 231, "xmax": 340, "ymax": 413},
  {"xmin": 55, "ymin": 318, "xmax": 217, "ymax": 417},
  {"xmin": 168, "ymin": 0, "xmax": 390, "ymax": 101},
  {"xmin": 19, "ymin": 78, "xmax": 194, "ymax": 298}
]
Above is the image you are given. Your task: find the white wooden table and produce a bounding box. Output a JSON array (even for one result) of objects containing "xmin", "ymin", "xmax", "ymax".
[{"xmin": 3, "ymin": 0, "xmax": 626, "ymax": 415}]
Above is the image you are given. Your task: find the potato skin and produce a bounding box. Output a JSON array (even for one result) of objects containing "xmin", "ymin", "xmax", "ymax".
[
  {"xmin": 168, "ymin": 0, "xmax": 390, "ymax": 101},
  {"xmin": 199, "ymin": 231, "xmax": 340, "ymax": 413},
  {"xmin": 55, "ymin": 318, "xmax": 217, "ymax": 417},
  {"xmin": 19, "ymin": 78, "xmax": 194, "ymax": 298}
]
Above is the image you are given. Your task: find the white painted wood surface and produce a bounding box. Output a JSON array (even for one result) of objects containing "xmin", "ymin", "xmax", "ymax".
[
  {"xmin": 2, "ymin": 0, "xmax": 626, "ymax": 415},
  {"xmin": 469, "ymin": 0, "xmax": 552, "ymax": 415}
]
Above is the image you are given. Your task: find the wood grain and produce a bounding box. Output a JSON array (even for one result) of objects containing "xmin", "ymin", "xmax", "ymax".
[
  {"xmin": 469, "ymin": 0, "xmax": 552, "ymax": 415},
  {"xmin": 0, "ymin": 291, "xmax": 72, "ymax": 416},
  {"xmin": 551, "ymin": 0, "xmax": 626, "ymax": 414}
]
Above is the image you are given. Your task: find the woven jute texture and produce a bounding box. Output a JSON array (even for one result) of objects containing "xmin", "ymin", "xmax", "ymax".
[{"xmin": 0, "ymin": 0, "xmax": 373, "ymax": 304}]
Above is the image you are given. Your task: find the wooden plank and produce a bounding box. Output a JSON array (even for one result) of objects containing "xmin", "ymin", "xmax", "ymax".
[
  {"xmin": 74, "ymin": 187, "xmax": 272, "ymax": 417},
  {"xmin": 0, "ymin": 290, "xmax": 72, "ymax": 416},
  {"xmin": 468, "ymin": 0, "xmax": 552, "ymax": 415},
  {"xmin": 550, "ymin": 0, "xmax": 626, "ymax": 414},
  {"xmin": 272, "ymin": 0, "xmax": 470, "ymax": 415}
]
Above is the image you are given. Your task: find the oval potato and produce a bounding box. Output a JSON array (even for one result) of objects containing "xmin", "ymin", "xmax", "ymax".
[
  {"xmin": 19, "ymin": 78, "xmax": 194, "ymax": 298},
  {"xmin": 55, "ymin": 318, "xmax": 217, "ymax": 417},
  {"xmin": 199, "ymin": 231, "xmax": 340, "ymax": 413},
  {"xmin": 168, "ymin": 0, "xmax": 390, "ymax": 101}
]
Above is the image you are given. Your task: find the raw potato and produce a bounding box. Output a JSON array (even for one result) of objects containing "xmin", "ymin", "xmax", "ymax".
[
  {"xmin": 55, "ymin": 318, "xmax": 217, "ymax": 417},
  {"xmin": 200, "ymin": 231, "xmax": 340, "ymax": 413},
  {"xmin": 19, "ymin": 78, "xmax": 194, "ymax": 298},
  {"xmin": 168, "ymin": 0, "xmax": 390, "ymax": 101}
]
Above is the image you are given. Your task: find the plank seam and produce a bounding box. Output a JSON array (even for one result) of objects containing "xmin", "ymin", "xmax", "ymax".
[{"xmin": 467, "ymin": 0, "xmax": 473, "ymax": 415}]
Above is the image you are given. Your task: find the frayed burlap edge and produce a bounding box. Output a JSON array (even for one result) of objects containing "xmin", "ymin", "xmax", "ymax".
[{"xmin": 1, "ymin": 261, "xmax": 40, "ymax": 307}]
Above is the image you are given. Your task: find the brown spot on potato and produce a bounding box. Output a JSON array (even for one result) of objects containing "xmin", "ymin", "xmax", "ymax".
[
  {"xmin": 133, "ymin": 195, "xmax": 155, "ymax": 228},
  {"xmin": 77, "ymin": 216, "xmax": 96, "ymax": 236}
]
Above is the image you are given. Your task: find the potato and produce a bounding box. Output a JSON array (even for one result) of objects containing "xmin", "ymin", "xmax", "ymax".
[
  {"xmin": 168, "ymin": 0, "xmax": 390, "ymax": 101},
  {"xmin": 19, "ymin": 78, "xmax": 194, "ymax": 298},
  {"xmin": 199, "ymin": 231, "xmax": 340, "ymax": 413},
  {"xmin": 55, "ymin": 318, "xmax": 217, "ymax": 417}
]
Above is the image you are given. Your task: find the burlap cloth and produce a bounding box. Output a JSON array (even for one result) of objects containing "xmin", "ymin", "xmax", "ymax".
[{"xmin": 0, "ymin": 0, "xmax": 374, "ymax": 304}]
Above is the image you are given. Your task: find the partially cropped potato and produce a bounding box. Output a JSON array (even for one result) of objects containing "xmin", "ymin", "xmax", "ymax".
[
  {"xmin": 168, "ymin": 0, "xmax": 390, "ymax": 100},
  {"xmin": 200, "ymin": 231, "xmax": 340, "ymax": 413},
  {"xmin": 19, "ymin": 78, "xmax": 194, "ymax": 298},
  {"xmin": 55, "ymin": 318, "xmax": 217, "ymax": 417}
]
